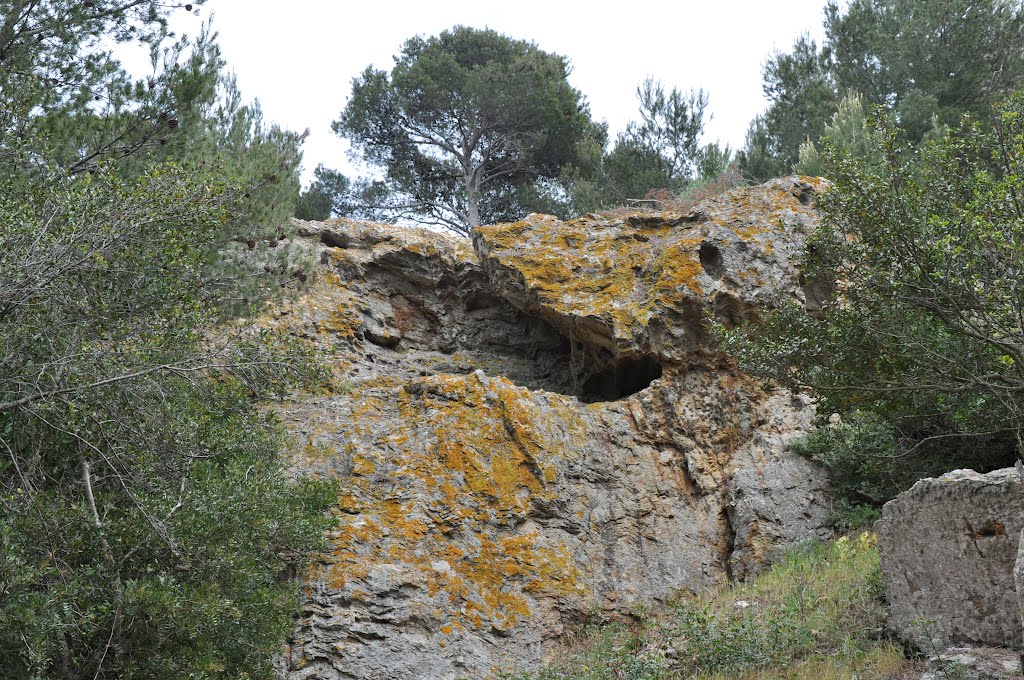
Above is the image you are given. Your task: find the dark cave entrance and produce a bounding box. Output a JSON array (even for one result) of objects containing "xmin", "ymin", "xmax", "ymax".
[{"xmin": 578, "ymin": 355, "xmax": 663, "ymax": 403}]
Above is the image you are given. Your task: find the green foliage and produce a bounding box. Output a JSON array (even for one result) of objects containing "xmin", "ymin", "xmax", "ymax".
[
  {"xmin": 739, "ymin": 35, "xmax": 837, "ymax": 181},
  {"xmin": 728, "ymin": 93, "xmax": 1024, "ymax": 508},
  {"xmin": 789, "ymin": 412, "xmax": 971, "ymax": 510},
  {"xmin": 597, "ymin": 139, "xmax": 673, "ymax": 207},
  {"xmin": 1, "ymin": 5, "xmax": 303, "ymax": 241},
  {"xmin": 334, "ymin": 25, "xmax": 595, "ymax": 233},
  {"xmin": 695, "ymin": 142, "xmax": 734, "ymax": 183},
  {"xmin": 741, "ymin": 0, "xmax": 1024, "ymax": 180},
  {"xmin": 0, "ymin": 382, "xmax": 336, "ymax": 678},
  {"xmin": 520, "ymin": 623, "xmax": 671, "ymax": 680},
  {"xmin": 794, "ymin": 90, "xmax": 884, "ymax": 176},
  {"xmin": 826, "ymin": 0, "xmax": 1024, "ymax": 138},
  {"xmin": 567, "ymin": 80, "xmax": 729, "ymax": 212},
  {"xmin": 200, "ymin": 71, "xmax": 304, "ymax": 238},
  {"xmin": 0, "ymin": 4, "xmax": 333, "ymax": 678},
  {"xmin": 0, "ymin": 162, "xmax": 336, "ymax": 679},
  {"xmin": 515, "ymin": 534, "xmax": 908, "ymax": 680},
  {"xmin": 296, "ymin": 164, "xmax": 353, "ymax": 220},
  {"xmin": 0, "ymin": 1, "xmax": 202, "ymax": 162},
  {"xmin": 606, "ymin": 79, "xmax": 710, "ymax": 197}
]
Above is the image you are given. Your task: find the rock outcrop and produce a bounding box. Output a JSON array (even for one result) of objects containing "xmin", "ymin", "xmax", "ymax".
[
  {"xmin": 474, "ymin": 177, "xmax": 827, "ymax": 394},
  {"xmin": 876, "ymin": 468, "xmax": 1024, "ymax": 651},
  {"xmin": 267, "ymin": 177, "xmax": 834, "ymax": 679}
]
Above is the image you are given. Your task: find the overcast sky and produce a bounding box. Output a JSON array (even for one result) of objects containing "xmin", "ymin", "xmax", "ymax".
[{"xmin": 138, "ymin": 0, "xmax": 831, "ymax": 185}]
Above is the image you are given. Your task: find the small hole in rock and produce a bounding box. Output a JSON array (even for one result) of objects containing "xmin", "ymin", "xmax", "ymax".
[
  {"xmin": 320, "ymin": 231, "xmax": 351, "ymax": 249},
  {"xmin": 699, "ymin": 242, "xmax": 725, "ymax": 279}
]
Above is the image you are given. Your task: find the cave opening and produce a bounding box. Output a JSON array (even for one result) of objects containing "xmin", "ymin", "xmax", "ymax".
[
  {"xmin": 346, "ymin": 254, "xmax": 665, "ymax": 403},
  {"xmin": 578, "ymin": 356, "xmax": 664, "ymax": 403}
]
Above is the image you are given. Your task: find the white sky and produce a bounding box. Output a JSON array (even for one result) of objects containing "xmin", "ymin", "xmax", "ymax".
[{"xmin": 143, "ymin": 0, "xmax": 831, "ymax": 185}]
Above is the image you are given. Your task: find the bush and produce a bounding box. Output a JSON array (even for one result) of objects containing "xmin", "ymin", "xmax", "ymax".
[
  {"xmin": 0, "ymin": 164, "xmax": 336, "ymax": 678},
  {"xmin": 726, "ymin": 92, "xmax": 1024, "ymax": 508}
]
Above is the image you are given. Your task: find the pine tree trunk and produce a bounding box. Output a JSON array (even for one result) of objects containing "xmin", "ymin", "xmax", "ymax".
[{"xmin": 465, "ymin": 174, "xmax": 481, "ymax": 230}]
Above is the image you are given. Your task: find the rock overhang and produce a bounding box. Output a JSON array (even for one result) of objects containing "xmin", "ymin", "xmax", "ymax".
[{"xmin": 472, "ymin": 176, "xmax": 828, "ymax": 386}]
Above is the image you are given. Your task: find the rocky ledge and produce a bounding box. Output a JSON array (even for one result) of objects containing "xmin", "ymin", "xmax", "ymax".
[{"xmin": 265, "ymin": 177, "xmax": 834, "ymax": 679}]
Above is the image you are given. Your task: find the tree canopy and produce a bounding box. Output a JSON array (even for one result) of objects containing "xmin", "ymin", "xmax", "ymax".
[
  {"xmin": 740, "ymin": 0, "xmax": 1024, "ymax": 180},
  {"xmin": 333, "ymin": 25, "xmax": 595, "ymax": 233},
  {"xmin": 557, "ymin": 78, "xmax": 733, "ymax": 215},
  {"xmin": 591, "ymin": 79, "xmax": 715, "ymax": 205}
]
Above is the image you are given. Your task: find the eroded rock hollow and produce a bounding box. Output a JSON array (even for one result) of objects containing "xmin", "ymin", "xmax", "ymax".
[{"xmin": 266, "ymin": 177, "xmax": 835, "ymax": 679}]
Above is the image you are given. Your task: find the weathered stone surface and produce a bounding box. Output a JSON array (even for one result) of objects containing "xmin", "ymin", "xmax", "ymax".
[
  {"xmin": 876, "ymin": 468, "xmax": 1024, "ymax": 650},
  {"xmin": 270, "ymin": 218, "xmax": 576, "ymax": 394},
  {"xmin": 474, "ymin": 176, "xmax": 828, "ymax": 372},
  {"xmin": 920, "ymin": 646, "xmax": 1022, "ymax": 680},
  {"xmin": 1016, "ymin": 528, "xmax": 1024, "ymax": 652},
  {"xmin": 267, "ymin": 180, "xmax": 834, "ymax": 679}
]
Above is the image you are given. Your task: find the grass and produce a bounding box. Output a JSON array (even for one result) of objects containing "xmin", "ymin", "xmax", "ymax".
[{"xmin": 511, "ymin": 532, "xmax": 919, "ymax": 680}]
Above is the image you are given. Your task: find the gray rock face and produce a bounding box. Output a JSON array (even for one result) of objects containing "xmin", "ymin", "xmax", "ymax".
[
  {"xmin": 1017, "ymin": 528, "xmax": 1024, "ymax": 648},
  {"xmin": 876, "ymin": 468, "xmax": 1024, "ymax": 650},
  {"xmin": 921, "ymin": 646, "xmax": 1022, "ymax": 680},
  {"xmin": 266, "ymin": 180, "xmax": 835, "ymax": 679},
  {"xmin": 283, "ymin": 218, "xmax": 576, "ymax": 395}
]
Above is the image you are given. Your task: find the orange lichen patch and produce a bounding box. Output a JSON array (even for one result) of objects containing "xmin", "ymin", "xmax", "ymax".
[
  {"xmin": 315, "ymin": 374, "xmax": 586, "ymax": 632},
  {"xmin": 476, "ymin": 179, "xmax": 824, "ymax": 356},
  {"xmin": 649, "ymin": 237, "xmax": 705, "ymax": 299},
  {"xmin": 351, "ymin": 454, "xmax": 375, "ymax": 476},
  {"xmin": 356, "ymin": 375, "xmax": 405, "ymax": 391},
  {"xmin": 301, "ymin": 439, "xmax": 335, "ymax": 464},
  {"xmin": 320, "ymin": 303, "xmax": 362, "ymax": 340},
  {"xmin": 337, "ymin": 492, "xmax": 362, "ymax": 513},
  {"xmin": 320, "ymin": 270, "xmax": 342, "ymax": 287},
  {"xmin": 255, "ymin": 265, "xmax": 368, "ymax": 385},
  {"xmin": 324, "ymin": 517, "xmax": 380, "ymax": 590},
  {"xmin": 477, "ymin": 214, "xmax": 698, "ymax": 341},
  {"xmin": 403, "ymin": 242, "xmax": 439, "ymax": 257},
  {"xmin": 733, "ymin": 224, "xmax": 766, "ymax": 241}
]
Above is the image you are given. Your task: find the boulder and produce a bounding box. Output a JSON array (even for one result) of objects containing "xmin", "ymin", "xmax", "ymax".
[
  {"xmin": 1016, "ymin": 528, "xmax": 1024, "ymax": 652},
  {"xmin": 876, "ymin": 468, "xmax": 1024, "ymax": 650}
]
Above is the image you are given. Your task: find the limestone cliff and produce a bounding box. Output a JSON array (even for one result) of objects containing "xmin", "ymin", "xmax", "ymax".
[{"xmin": 266, "ymin": 177, "xmax": 834, "ymax": 679}]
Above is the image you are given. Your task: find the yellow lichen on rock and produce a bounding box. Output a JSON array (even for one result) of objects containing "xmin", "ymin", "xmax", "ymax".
[
  {"xmin": 272, "ymin": 180, "xmax": 835, "ymax": 680},
  {"xmin": 310, "ymin": 373, "xmax": 586, "ymax": 633},
  {"xmin": 475, "ymin": 177, "xmax": 827, "ymax": 360}
]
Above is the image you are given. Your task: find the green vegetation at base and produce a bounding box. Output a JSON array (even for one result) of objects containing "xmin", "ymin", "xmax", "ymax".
[{"xmin": 512, "ymin": 533, "xmax": 912, "ymax": 680}]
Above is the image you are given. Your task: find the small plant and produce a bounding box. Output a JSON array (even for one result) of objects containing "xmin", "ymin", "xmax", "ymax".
[{"xmin": 909, "ymin": 617, "xmax": 973, "ymax": 680}]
